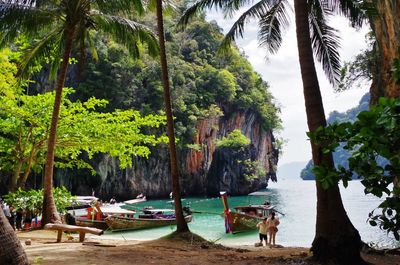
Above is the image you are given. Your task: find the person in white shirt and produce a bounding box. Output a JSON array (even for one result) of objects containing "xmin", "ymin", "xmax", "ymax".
[{"xmin": 256, "ymin": 218, "xmax": 268, "ymax": 246}]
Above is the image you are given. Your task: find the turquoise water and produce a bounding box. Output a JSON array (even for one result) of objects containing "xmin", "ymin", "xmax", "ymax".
[{"xmin": 99, "ymin": 179, "xmax": 398, "ymax": 248}]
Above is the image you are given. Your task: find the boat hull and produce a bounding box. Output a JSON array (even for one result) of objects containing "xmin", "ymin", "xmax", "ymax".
[
  {"xmin": 227, "ymin": 212, "xmax": 262, "ymax": 234},
  {"xmin": 105, "ymin": 215, "xmax": 193, "ymax": 232},
  {"xmin": 75, "ymin": 217, "xmax": 109, "ymax": 231}
]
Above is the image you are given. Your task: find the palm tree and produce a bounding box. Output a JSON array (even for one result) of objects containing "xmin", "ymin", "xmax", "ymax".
[
  {"xmin": 294, "ymin": 1, "xmax": 366, "ymax": 264},
  {"xmin": 0, "ymin": 210, "xmax": 29, "ymax": 265},
  {"xmin": 0, "ymin": 0, "xmax": 159, "ymax": 225},
  {"xmin": 155, "ymin": 0, "xmax": 189, "ymax": 232},
  {"xmin": 180, "ymin": 0, "xmax": 366, "ymax": 263}
]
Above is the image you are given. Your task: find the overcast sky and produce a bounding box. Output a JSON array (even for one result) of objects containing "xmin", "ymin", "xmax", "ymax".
[{"xmin": 206, "ymin": 7, "xmax": 370, "ymax": 166}]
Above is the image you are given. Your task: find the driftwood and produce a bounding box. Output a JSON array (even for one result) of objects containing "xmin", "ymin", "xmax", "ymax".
[{"xmin": 44, "ymin": 223, "xmax": 103, "ymax": 243}]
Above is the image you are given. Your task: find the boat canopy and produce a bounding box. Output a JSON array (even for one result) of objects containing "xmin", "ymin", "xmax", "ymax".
[
  {"xmin": 234, "ymin": 205, "xmax": 275, "ymax": 211},
  {"xmin": 100, "ymin": 207, "xmax": 135, "ymax": 215},
  {"xmin": 248, "ymin": 191, "xmax": 271, "ymax": 196},
  {"xmin": 124, "ymin": 197, "xmax": 147, "ymax": 204},
  {"xmin": 71, "ymin": 196, "xmax": 98, "ymax": 206},
  {"xmin": 143, "ymin": 208, "xmax": 175, "ymax": 213}
]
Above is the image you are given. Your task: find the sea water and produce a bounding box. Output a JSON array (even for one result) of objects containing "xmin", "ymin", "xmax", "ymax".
[{"xmin": 100, "ymin": 179, "xmax": 398, "ymax": 248}]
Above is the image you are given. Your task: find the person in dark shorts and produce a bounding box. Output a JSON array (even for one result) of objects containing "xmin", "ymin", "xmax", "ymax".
[
  {"xmin": 256, "ymin": 218, "xmax": 268, "ymax": 246},
  {"xmin": 16, "ymin": 208, "xmax": 23, "ymax": 230}
]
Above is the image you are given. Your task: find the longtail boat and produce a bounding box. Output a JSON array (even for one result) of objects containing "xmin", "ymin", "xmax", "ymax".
[
  {"xmin": 220, "ymin": 191, "xmax": 275, "ymax": 234},
  {"xmin": 69, "ymin": 203, "xmax": 135, "ymax": 230},
  {"xmin": 66, "ymin": 196, "xmax": 98, "ymax": 210},
  {"xmin": 105, "ymin": 208, "xmax": 193, "ymax": 231}
]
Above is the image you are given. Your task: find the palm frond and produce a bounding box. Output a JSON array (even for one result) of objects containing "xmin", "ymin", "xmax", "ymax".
[
  {"xmin": 258, "ymin": 0, "xmax": 291, "ymax": 54},
  {"xmin": 94, "ymin": 0, "xmax": 145, "ymax": 16},
  {"xmin": 309, "ymin": 1, "xmax": 341, "ymax": 86},
  {"xmin": 178, "ymin": 0, "xmax": 238, "ymax": 29},
  {"xmin": 0, "ymin": 0, "xmax": 59, "ymax": 8},
  {"xmin": 91, "ymin": 12, "xmax": 159, "ymax": 58},
  {"xmin": 86, "ymin": 31, "xmax": 99, "ymax": 61},
  {"xmin": 323, "ymin": 0, "xmax": 367, "ymax": 28},
  {"xmin": 220, "ymin": 0, "xmax": 253, "ymax": 18},
  {"xmin": 219, "ymin": 0, "xmax": 291, "ymax": 55},
  {"xmin": 146, "ymin": 0, "xmax": 177, "ymax": 14},
  {"xmin": 0, "ymin": 2, "xmax": 58, "ymax": 47},
  {"xmin": 17, "ymin": 26, "xmax": 65, "ymax": 80},
  {"xmin": 162, "ymin": 0, "xmax": 178, "ymax": 13}
]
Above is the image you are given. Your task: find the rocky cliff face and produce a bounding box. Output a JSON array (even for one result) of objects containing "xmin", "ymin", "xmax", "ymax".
[
  {"xmin": 370, "ymin": 0, "xmax": 400, "ymax": 103},
  {"xmin": 55, "ymin": 106, "xmax": 278, "ymax": 200}
]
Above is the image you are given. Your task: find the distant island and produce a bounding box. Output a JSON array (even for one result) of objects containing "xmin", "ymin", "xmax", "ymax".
[
  {"xmin": 277, "ymin": 161, "xmax": 308, "ymax": 180},
  {"xmin": 300, "ymin": 93, "xmax": 370, "ymax": 180}
]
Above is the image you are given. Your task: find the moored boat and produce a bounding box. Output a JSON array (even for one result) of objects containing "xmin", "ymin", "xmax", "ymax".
[
  {"xmin": 68, "ymin": 203, "xmax": 135, "ymax": 230},
  {"xmin": 105, "ymin": 209, "xmax": 193, "ymax": 231},
  {"xmin": 220, "ymin": 191, "xmax": 275, "ymax": 234},
  {"xmin": 74, "ymin": 216, "xmax": 109, "ymax": 230}
]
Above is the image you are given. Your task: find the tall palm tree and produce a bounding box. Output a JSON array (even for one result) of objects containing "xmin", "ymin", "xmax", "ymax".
[
  {"xmin": 0, "ymin": 0, "xmax": 159, "ymax": 225},
  {"xmin": 155, "ymin": 0, "xmax": 189, "ymax": 232},
  {"xmin": 294, "ymin": 1, "xmax": 366, "ymax": 264},
  {"xmin": 180, "ymin": 0, "xmax": 366, "ymax": 263},
  {"xmin": 0, "ymin": 210, "xmax": 29, "ymax": 265}
]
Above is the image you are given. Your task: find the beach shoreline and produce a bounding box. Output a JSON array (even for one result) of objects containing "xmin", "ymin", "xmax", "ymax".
[{"xmin": 17, "ymin": 230, "xmax": 399, "ymax": 265}]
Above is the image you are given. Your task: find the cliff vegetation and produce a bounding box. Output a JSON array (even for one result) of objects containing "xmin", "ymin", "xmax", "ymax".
[{"xmin": 0, "ymin": 15, "xmax": 281, "ymax": 198}]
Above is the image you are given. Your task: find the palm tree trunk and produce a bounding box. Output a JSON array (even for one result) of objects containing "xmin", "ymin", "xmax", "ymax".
[
  {"xmin": 0, "ymin": 209, "xmax": 29, "ymax": 265},
  {"xmin": 294, "ymin": 0, "xmax": 364, "ymax": 264},
  {"xmin": 41, "ymin": 26, "xmax": 75, "ymax": 226},
  {"xmin": 156, "ymin": 0, "xmax": 189, "ymax": 233}
]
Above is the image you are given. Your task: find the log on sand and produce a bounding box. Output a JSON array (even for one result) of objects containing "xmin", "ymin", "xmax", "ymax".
[{"xmin": 44, "ymin": 223, "xmax": 103, "ymax": 243}]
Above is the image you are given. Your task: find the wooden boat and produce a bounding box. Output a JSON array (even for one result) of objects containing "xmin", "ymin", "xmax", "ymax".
[
  {"xmin": 74, "ymin": 216, "xmax": 109, "ymax": 230},
  {"xmin": 220, "ymin": 191, "xmax": 275, "ymax": 234},
  {"xmin": 68, "ymin": 203, "xmax": 135, "ymax": 230},
  {"xmin": 105, "ymin": 209, "xmax": 193, "ymax": 231}
]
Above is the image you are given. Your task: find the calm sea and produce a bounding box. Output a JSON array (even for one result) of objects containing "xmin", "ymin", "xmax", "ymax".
[{"xmin": 100, "ymin": 179, "xmax": 398, "ymax": 248}]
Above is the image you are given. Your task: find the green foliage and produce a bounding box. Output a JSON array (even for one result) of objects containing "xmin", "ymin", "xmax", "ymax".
[
  {"xmin": 179, "ymin": 0, "xmax": 367, "ymax": 86},
  {"xmin": 0, "ymin": 0, "xmax": 158, "ymax": 80},
  {"xmin": 4, "ymin": 186, "xmax": 74, "ymax": 214},
  {"xmin": 338, "ymin": 35, "xmax": 378, "ymax": 92},
  {"xmin": 186, "ymin": 143, "xmax": 202, "ymax": 151},
  {"xmin": 197, "ymin": 104, "xmax": 224, "ymax": 119},
  {"xmin": 216, "ymin": 130, "xmax": 250, "ymax": 149},
  {"xmin": 239, "ymin": 158, "xmax": 266, "ymax": 181},
  {"xmin": 0, "ymin": 84, "xmax": 168, "ymax": 189},
  {"xmin": 301, "ymin": 93, "xmax": 370, "ymax": 180},
  {"xmin": 0, "ymin": 49, "xmax": 19, "ymax": 98},
  {"xmin": 74, "ymin": 18, "xmax": 280, "ymax": 144},
  {"xmin": 309, "ymin": 97, "xmax": 400, "ymax": 239},
  {"xmin": 393, "ymin": 46, "xmax": 400, "ymax": 85}
]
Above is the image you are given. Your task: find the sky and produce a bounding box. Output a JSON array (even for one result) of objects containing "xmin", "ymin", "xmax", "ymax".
[{"xmin": 206, "ymin": 6, "xmax": 370, "ymax": 166}]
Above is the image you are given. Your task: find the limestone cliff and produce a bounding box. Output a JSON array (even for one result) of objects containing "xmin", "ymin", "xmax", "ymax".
[{"xmin": 55, "ymin": 106, "xmax": 278, "ymax": 199}]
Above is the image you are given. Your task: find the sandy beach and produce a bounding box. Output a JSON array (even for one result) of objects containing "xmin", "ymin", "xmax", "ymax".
[{"xmin": 17, "ymin": 230, "xmax": 400, "ymax": 265}]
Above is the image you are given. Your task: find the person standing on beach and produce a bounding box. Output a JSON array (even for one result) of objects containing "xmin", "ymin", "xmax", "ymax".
[
  {"xmin": 267, "ymin": 212, "xmax": 280, "ymax": 247},
  {"xmin": 256, "ymin": 218, "xmax": 268, "ymax": 246},
  {"xmin": 2, "ymin": 203, "xmax": 12, "ymax": 222},
  {"xmin": 16, "ymin": 208, "xmax": 23, "ymax": 231},
  {"xmin": 8, "ymin": 205, "xmax": 16, "ymax": 230}
]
